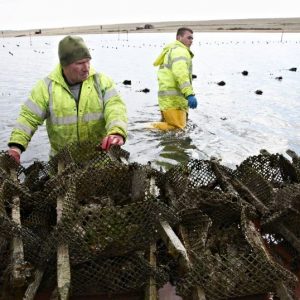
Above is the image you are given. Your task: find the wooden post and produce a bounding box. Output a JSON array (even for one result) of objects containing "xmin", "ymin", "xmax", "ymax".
[
  {"xmin": 56, "ymin": 160, "xmax": 71, "ymax": 300},
  {"xmin": 149, "ymin": 175, "xmax": 192, "ymax": 273},
  {"xmin": 158, "ymin": 220, "xmax": 192, "ymax": 272},
  {"xmin": 165, "ymin": 179, "xmax": 206, "ymax": 300},
  {"xmin": 10, "ymin": 167, "xmax": 26, "ymax": 288},
  {"xmin": 23, "ymin": 269, "xmax": 44, "ymax": 300},
  {"xmin": 276, "ymin": 281, "xmax": 293, "ymax": 300},
  {"xmin": 130, "ymin": 166, "xmax": 158, "ymax": 299},
  {"xmin": 211, "ymin": 159, "xmax": 269, "ymax": 215},
  {"xmin": 178, "ymin": 226, "xmax": 206, "ymax": 300},
  {"xmin": 151, "ymin": 176, "xmax": 206, "ymax": 299},
  {"xmin": 191, "ymin": 288, "xmax": 206, "ymax": 300},
  {"xmin": 145, "ymin": 243, "xmax": 158, "ymax": 300},
  {"xmin": 145, "ymin": 173, "xmax": 158, "ymax": 300}
]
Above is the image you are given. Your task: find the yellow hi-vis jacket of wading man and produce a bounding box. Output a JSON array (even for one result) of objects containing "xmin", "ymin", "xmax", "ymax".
[
  {"xmin": 153, "ymin": 40, "xmax": 194, "ymax": 112},
  {"xmin": 9, "ymin": 65, "xmax": 127, "ymax": 156}
]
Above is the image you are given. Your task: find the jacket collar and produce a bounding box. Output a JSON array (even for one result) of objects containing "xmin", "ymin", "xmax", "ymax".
[
  {"xmin": 49, "ymin": 64, "xmax": 96, "ymax": 88},
  {"xmin": 153, "ymin": 40, "xmax": 194, "ymax": 66}
]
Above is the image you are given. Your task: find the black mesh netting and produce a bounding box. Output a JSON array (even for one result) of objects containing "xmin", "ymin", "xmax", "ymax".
[{"xmin": 0, "ymin": 143, "xmax": 300, "ymax": 299}]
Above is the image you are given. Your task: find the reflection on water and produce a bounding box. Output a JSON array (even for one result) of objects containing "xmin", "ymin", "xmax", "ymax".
[
  {"xmin": 155, "ymin": 131, "xmax": 197, "ymax": 170},
  {"xmin": 0, "ymin": 32, "xmax": 300, "ymax": 169}
]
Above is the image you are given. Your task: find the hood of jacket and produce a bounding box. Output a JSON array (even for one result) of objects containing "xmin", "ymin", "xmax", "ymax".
[{"xmin": 153, "ymin": 40, "xmax": 194, "ymax": 67}]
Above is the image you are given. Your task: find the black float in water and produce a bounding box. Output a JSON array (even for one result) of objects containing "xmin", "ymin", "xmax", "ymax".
[
  {"xmin": 192, "ymin": 74, "xmax": 197, "ymax": 79},
  {"xmin": 123, "ymin": 80, "xmax": 132, "ymax": 85},
  {"xmin": 289, "ymin": 67, "xmax": 297, "ymax": 72},
  {"xmin": 217, "ymin": 81, "xmax": 226, "ymax": 86},
  {"xmin": 255, "ymin": 90, "xmax": 263, "ymax": 95},
  {"xmin": 275, "ymin": 76, "xmax": 283, "ymax": 81},
  {"xmin": 137, "ymin": 88, "xmax": 150, "ymax": 93},
  {"xmin": 242, "ymin": 70, "xmax": 248, "ymax": 76}
]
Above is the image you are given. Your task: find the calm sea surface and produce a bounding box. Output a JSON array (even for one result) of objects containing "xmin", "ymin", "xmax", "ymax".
[{"xmin": 0, "ymin": 32, "xmax": 299, "ymax": 169}]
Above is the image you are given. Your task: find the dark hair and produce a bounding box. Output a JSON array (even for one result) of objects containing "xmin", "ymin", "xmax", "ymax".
[{"xmin": 176, "ymin": 27, "xmax": 193, "ymax": 38}]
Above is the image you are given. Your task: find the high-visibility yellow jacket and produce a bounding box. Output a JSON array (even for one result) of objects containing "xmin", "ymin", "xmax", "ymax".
[
  {"xmin": 153, "ymin": 40, "xmax": 194, "ymax": 112},
  {"xmin": 9, "ymin": 64, "xmax": 128, "ymax": 156}
]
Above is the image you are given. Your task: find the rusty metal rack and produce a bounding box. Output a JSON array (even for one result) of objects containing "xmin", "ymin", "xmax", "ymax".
[{"xmin": 0, "ymin": 143, "xmax": 299, "ymax": 299}]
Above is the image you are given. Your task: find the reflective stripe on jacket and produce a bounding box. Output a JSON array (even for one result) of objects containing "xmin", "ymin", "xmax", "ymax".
[
  {"xmin": 153, "ymin": 40, "xmax": 194, "ymax": 111},
  {"xmin": 9, "ymin": 64, "xmax": 127, "ymax": 156}
]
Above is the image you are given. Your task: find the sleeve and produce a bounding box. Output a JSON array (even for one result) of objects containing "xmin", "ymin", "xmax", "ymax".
[
  {"xmin": 100, "ymin": 74, "xmax": 128, "ymax": 139},
  {"xmin": 8, "ymin": 79, "xmax": 49, "ymax": 151},
  {"xmin": 170, "ymin": 48, "xmax": 194, "ymax": 97}
]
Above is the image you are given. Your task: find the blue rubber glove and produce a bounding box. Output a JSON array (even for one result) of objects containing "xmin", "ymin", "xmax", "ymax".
[{"xmin": 187, "ymin": 95, "xmax": 198, "ymax": 109}]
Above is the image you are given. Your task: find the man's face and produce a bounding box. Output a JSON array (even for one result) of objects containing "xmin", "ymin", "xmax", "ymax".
[
  {"xmin": 63, "ymin": 58, "xmax": 90, "ymax": 84},
  {"xmin": 177, "ymin": 31, "xmax": 194, "ymax": 48}
]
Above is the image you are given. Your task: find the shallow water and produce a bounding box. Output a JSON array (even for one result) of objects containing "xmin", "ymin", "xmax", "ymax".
[{"xmin": 0, "ymin": 32, "xmax": 299, "ymax": 169}]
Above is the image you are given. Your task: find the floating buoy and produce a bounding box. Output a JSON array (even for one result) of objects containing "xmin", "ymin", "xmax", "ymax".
[
  {"xmin": 192, "ymin": 74, "xmax": 197, "ymax": 79},
  {"xmin": 217, "ymin": 81, "xmax": 226, "ymax": 86},
  {"xmin": 289, "ymin": 67, "xmax": 297, "ymax": 72},
  {"xmin": 275, "ymin": 76, "xmax": 283, "ymax": 81},
  {"xmin": 137, "ymin": 88, "xmax": 150, "ymax": 93},
  {"xmin": 8, "ymin": 51, "xmax": 13, "ymax": 56},
  {"xmin": 123, "ymin": 80, "xmax": 131, "ymax": 85},
  {"xmin": 255, "ymin": 90, "xmax": 263, "ymax": 95},
  {"xmin": 242, "ymin": 70, "xmax": 248, "ymax": 76}
]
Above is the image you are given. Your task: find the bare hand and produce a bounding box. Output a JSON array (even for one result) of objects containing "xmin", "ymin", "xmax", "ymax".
[{"xmin": 101, "ymin": 134, "xmax": 124, "ymax": 151}]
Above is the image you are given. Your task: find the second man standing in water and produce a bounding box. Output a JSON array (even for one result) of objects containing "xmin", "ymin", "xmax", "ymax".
[{"xmin": 152, "ymin": 27, "xmax": 198, "ymax": 130}]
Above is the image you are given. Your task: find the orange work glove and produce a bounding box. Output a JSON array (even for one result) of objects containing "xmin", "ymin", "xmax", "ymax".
[
  {"xmin": 7, "ymin": 148, "xmax": 21, "ymax": 164},
  {"xmin": 101, "ymin": 134, "xmax": 124, "ymax": 151}
]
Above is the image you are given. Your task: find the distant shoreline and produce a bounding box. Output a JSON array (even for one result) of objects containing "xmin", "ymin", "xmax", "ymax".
[{"xmin": 1, "ymin": 17, "xmax": 300, "ymax": 38}]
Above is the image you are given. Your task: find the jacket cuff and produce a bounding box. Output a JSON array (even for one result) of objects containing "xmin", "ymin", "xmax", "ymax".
[{"xmin": 8, "ymin": 142, "xmax": 25, "ymax": 152}]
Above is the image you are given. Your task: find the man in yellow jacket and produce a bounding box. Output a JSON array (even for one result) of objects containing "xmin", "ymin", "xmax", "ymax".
[
  {"xmin": 7, "ymin": 35, "xmax": 128, "ymax": 164},
  {"xmin": 152, "ymin": 27, "xmax": 197, "ymax": 130}
]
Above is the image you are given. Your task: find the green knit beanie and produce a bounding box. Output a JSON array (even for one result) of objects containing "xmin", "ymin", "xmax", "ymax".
[{"xmin": 58, "ymin": 35, "xmax": 91, "ymax": 66}]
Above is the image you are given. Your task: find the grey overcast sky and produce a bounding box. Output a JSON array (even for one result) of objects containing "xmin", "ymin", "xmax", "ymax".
[{"xmin": 0, "ymin": 0, "xmax": 299, "ymax": 30}]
